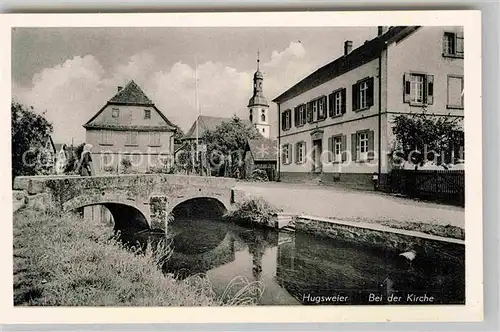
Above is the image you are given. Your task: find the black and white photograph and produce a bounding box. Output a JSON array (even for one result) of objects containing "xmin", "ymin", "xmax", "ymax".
[{"xmin": 1, "ymin": 11, "xmax": 483, "ymax": 324}]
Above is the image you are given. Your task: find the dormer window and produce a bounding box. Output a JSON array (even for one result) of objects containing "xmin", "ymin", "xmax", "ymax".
[
  {"xmin": 112, "ymin": 108, "xmax": 119, "ymax": 118},
  {"xmin": 144, "ymin": 110, "xmax": 151, "ymax": 119}
]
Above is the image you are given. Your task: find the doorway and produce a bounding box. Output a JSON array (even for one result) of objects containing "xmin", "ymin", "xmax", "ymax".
[{"xmin": 312, "ymin": 139, "xmax": 323, "ymax": 173}]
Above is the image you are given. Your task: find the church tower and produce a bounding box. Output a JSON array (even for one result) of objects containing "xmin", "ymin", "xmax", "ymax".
[{"xmin": 248, "ymin": 51, "xmax": 270, "ymax": 139}]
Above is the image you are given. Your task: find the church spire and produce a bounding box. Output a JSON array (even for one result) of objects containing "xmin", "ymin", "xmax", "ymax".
[{"xmin": 248, "ymin": 50, "xmax": 270, "ymax": 139}]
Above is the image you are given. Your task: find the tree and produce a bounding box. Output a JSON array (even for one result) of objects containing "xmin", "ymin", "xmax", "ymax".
[
  {"xmin": 11, "ymin": 101, "xmax": 53, "ymax": 180},
  {"xmin": 65, "ymin": 142, "xmax": 85, "ymax": 174},
  {"xmin": 173, "ymin": 125, "xmax": 185, "ymax": 144},
  {"xmin": 391, "ymin": 110, "xmax": 463, "ymax": 167},
  {"xmin": 203, "ymin": 115, "xmax": 260, "ymax": 177}
]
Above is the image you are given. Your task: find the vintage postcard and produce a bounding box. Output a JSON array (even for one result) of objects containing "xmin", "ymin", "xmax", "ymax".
[{"xmin": 0, "ymin": 11, "xmax": 482, "ymax": 324}]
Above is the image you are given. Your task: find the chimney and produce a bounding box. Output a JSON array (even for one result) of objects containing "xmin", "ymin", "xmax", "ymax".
[
  {"xmin": 117, "ymin": 86, "xmax": 123, "ymax": 92},
  {"xmin": 344, "ymin": 40, "xmax": 353, "ymax": 56},
  {"xmin": 378, "ymin": 26, "xmax": 388, "ymax": 36}
]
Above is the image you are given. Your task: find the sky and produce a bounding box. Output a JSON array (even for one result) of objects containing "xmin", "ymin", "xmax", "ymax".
[{"xmin": 12, "ymin": 27, "xmax": 379, "ymax": 144}]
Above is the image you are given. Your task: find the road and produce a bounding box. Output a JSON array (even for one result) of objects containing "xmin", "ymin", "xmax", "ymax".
[{"xmin": 234, "ymin": 181, "xmax": 465, "ymax": 228}]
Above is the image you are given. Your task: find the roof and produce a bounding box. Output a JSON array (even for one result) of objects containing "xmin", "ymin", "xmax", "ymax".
[
  {"xmin": 184, "ymin": 115, "xmax": 251, "ymax": 140},
  {"xmin": 247, "ymin": 138, "xmax": 278, "ymax": 162},
  {"xmin": 248, "ymin": 94, "xmax": 269, "ymax": 107},
  {"xmin": 272, "ymin": 26, "xmax": 420, "ymax": 104},
  {"xmin": 109, "ymin": 80, "xmax": 153, "ymax": 105},
  {"xmin": 83, "ymin": 80, "xmax": 176, "ymax": 131},
  {"xmin": 174, "ymin": 143, "xmax": 185, "ymax": 154}
]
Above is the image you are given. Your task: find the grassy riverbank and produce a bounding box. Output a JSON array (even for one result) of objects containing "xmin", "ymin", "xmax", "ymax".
[{"xmin": 13, "ymin": 207, "xmax": 262, "ymax": 306}]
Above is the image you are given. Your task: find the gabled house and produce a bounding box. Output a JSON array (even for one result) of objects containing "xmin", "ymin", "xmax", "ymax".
[
  {"xmin": 83, "ymin": 80, "xmax": 176, "ymax": 174},
  {"xmin": 244, "ymin": 138, "xmax": 278, "ymax": 181}
]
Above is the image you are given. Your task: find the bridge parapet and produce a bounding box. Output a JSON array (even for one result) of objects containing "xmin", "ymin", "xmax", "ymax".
[{"xmin": 13, "ymin": 174, "xmax": 241, "ymax": 230}]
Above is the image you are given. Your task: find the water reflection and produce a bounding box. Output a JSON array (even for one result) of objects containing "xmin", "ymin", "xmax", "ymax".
[{"xmin": 122, "ymin": 218, "xmax": 465, "ymax": 305}]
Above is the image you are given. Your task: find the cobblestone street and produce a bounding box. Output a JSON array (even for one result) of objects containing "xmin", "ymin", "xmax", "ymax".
[{"xmin": 235, "ymin": 181, "xmax": 465, "ymax": 229}]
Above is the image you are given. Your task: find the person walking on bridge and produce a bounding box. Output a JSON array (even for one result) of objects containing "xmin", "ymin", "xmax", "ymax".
[{"xmin": 77, "ymin": 143, "xmax": 94, "ymax": 176}]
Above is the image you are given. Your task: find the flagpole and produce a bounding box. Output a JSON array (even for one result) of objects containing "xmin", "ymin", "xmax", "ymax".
[{"xmin": 194, "ymin": 57, "xmax": 200, "ymax": 175}]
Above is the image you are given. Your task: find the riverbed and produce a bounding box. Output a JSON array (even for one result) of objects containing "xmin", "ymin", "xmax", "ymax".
[{"xmin": 121, "ymin": 217, "xmax": 465, "ymax": 305}]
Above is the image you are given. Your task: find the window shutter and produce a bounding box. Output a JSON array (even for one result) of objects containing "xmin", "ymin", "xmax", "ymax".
[
  {"xmin": 328, "ymin": 136, "xmax": 333, "ymax": 162},
  {"xmin": 403, "ymin": 73, "xmax": 411, "ymax": 103},
  {"xmin": 281, "ymin": 112, "xmax": 285, "ymax": 130},
  {"xmin": 351, "ymin": 133, "xmax": 357, "ymax": 161},
  {"xmin": 367, "ymin": 130, "xmax": 375, "ymax": 160},
  {"xmin": 367, "ymin": 77, "xmax": 374, "ymax": 107},
  {"xmin": 442, "ymin": 33, "xmax": 447, "ymax": 54},
  {"xmin": 426, "ymin": 74, "xmax": 434, "ymax": 105},
  {"xmin": 294, "ymin": 143, "xmax": 299, "ymax": 163},
  {"xmin": 456, "ymin": 32, "xmax": 464, "ymax": 54},
  {"xmin": 341, "ymin": 135, "xmax": 347, "ymax": 162},
  {"xmin": 306, "ymin": 102, "xmax": 313, "ymax": 123},
  {"xmin": 294, "ymin": 107, "xmax": 298, "ymax": 127},
  {"xmin": 341, "ymin": 88, "xmax": 347, "ymax": 114},
  {"xmin": 352, "ymin": 83, "xmax": 359, "ymax": 111},
  {"xmin": 281, "ymin": 145, "xmax": 286, "ymax": 164},
  {"xmin": 303, "ymin": 142, "xmax": 307, "ymax": 163},
  {"xmin": 328, "ymin": 93, "xmax": 334, "ymax": 117}
]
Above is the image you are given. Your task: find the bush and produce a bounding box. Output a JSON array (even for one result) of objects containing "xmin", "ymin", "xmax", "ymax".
[
  {"xmin": 224, "ymin": 197, "xmax": 282, "ymax": 228},
  {"xmin": 248, "ymin": 169, "xmax": 269, "ymax": 182}
]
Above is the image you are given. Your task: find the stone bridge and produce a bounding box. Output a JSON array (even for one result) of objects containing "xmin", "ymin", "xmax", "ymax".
[{"xmin": 13, "ymin": 174, "xmax": 245, "ymax": 231}]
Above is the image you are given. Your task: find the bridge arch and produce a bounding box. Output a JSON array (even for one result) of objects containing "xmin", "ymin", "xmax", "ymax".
[
  {"xmin": 63, "ymin": 197, "xmax": 150, "ymax": 231},
  {"xmin": 169, "ymin": 196, "xmax": 228, "ymax": 221}
]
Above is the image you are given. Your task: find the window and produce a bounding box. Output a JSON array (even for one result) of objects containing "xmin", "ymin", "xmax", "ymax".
[
  {"xmin": 333, "ymin": 136, "xmax": 342, "ymax": 162},
  {"xmin": 335, "ymin": 93, "xmax": 342, "ymax": 115},
  {"xmin": 129, "ymin": 154, "xmax": 140, "ymax": 166},
  {"xmin": 261, "ymin": 113, "xmax": 266, "ymax": 122},
  {"xmin": 352, "ymin": 78, "xmax": 374, "ymax": 111},
  {"xmin": 294, "ymin": 104, "xmax": 307, "ymax": 127},
  {"xmin": 125, "ymin": 131, "xmax": 138, "ymax": 146},
  {"xmin": 329, "ymin": 88, "xmax": 346, "ymax": 117},
  {"xmin": 410, "ymin": 74, "xmax": 425, "ymax": 103},
  {"xmin": 101, "ymin": 153, "xmax": 113, "ymax": 171},
  {"xmin": 328, "ymin": 135, "xmax": 346, "ymax": 162},
  {"xmin": 403, "ymin": 73, "xmax": 434, "ymax": 105},
  {"xmin": 149, "ymin": 132, "xmax": 161, "ymax": 147},
  {"xmin": 281, "ymin": 144, "xmax": 291, "ymax": 165},
  {"xmin": 359, "ymin": 81, "xmax": 368, "ymax": 109},
  {"xmin": 262, "ymin": 128, "xmax": 265, "ymax": 133},
  {"xmin": 318, "ymin": 97, "xmax": 326, "ymax": 120},
  {"xmin": 144, "ymin": 109, "xmax": 151, "ymax": 119},
  {"xmin": 311, "ymin": 100, "xmax": 318, "ymax": 120},
  {"xmin": 351, "ymin": 130, "xmax": 374, "ymax": 162},
  {"xmin": 443, "ymin": 32, "xmax": 464, "ymax": 57},
  {"xmin": 357, "ymin": 132, "xmax": 369, "ymax": 161},
  {"xmin": 100, "ymin": 130, "xmax": 113, "ymax": 146},
  {"xmin": 295, "ymin": 141, "xmax": 306, "ymax": 164},
  {"xmin": 447, "ymin": 75, "xmax": 464, "ymax": 109},
  {"xmin": 281, "ymin": 109, "xmax": 292, "ymax": 130},
  {"xmin": 112, "ymin": 108, "xmax": 119, "ymax": 118}
]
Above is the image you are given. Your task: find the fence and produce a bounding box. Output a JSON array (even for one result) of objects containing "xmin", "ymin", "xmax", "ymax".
[{"xmin": 388, "ymin": 169, "xmax": 465, "ymax": 206}]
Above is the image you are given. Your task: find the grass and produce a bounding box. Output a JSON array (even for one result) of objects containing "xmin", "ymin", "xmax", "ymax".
[
  {"xmin": 347, "ymin": 217, "xmax": 465, "ymax": 240},
  {"xmin": 13, "ymin": 206, "xmax": 263, "ymax": 306},
  {"xmin": 378, "ymin": 220, "xmax": 465, "ymax": 240},
  {"xmin": 224, "ymin": 197, "xmax": 283, "ymax": 228}
]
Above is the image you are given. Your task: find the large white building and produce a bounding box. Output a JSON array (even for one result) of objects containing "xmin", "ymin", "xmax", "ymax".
[{"xmin": 272, "ymin": 26, "xmax": 464, "ymax": 189}]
